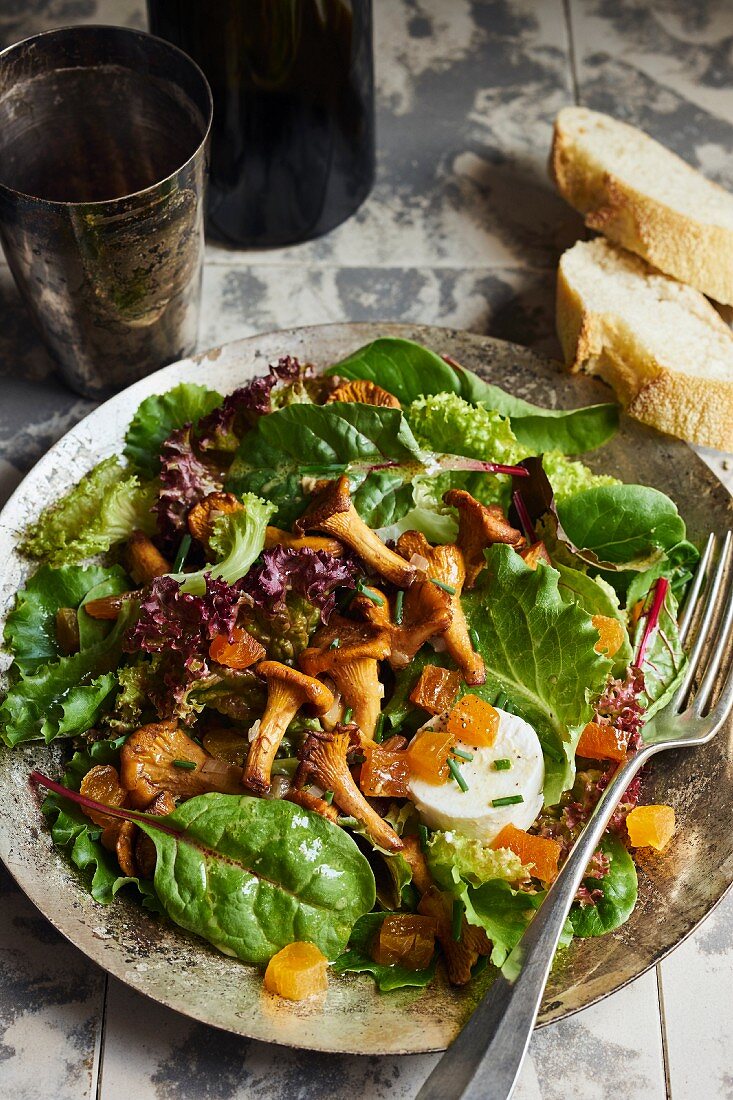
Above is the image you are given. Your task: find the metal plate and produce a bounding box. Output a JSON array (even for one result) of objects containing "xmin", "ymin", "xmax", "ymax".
[{"xmin": 0, "ymin": 322, "xmax": 731, "ymax": 1054}]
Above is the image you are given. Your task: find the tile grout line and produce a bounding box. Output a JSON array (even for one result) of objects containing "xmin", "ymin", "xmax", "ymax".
[
  {"xmin": 655, "ymin": 963, "xmax": 674, "ymax": 1100},
  {"xmin": 562, "ymin": 0, "xmax": 581, "ymax": 105},
  {"xmin": 90, "ymin": 972, "xmax": 110, "ymax": 1100}
]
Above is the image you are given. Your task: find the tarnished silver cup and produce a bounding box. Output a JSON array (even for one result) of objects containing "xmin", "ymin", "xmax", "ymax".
[{"xmin": 0, "ymin": 25, "xmax": 212, "ymax": 398}]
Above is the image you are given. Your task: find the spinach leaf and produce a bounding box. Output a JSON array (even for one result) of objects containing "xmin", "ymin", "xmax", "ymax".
[
  {"xmin": 124, "ymin": 383, "xmax": 223, "ymax": 476},
  {"xmin": 332, "ymin": 912, "xmax": 436, "ymax": 992},
  {"xmin": 569, "ymin": 834, "xmax": 637, "ymax": 937},
  {"xmin": 139, "ymin": 794, "xmax": 375, "ymax": 965},
  {"xmin": 4, "ymin": 564, "xmax": 127, "ymax": 674},
  {"xmin": 42, "ymin": 736, "xmax": 161, "ymax": 910},
  {"xmin": 463, "ymin": 546, "xmax": 612, "ymax": 804},
  {"xmin": 327, "ymin": 337, "xmax": 618, "ymax": 454},
  {"xmin": 557, "ymin": 485, "xmax": 687, "ymax": 566},
  {"xmin": 225, "ymin": 402, "xmax": 425, "ymax": 527}
]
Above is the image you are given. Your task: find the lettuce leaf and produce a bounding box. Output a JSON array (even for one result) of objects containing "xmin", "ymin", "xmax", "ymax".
[
  {"xmin": 171, "ymin": 493, "xmax": 276, "ymax": 595},
  {"xmin": 426, "ymin": 831, "xmax": 528, "ymax": 890},
  {"xmin": 557, "ymin": 484, "xmax": 687, "ymax": 566},
  {"xmin": 568, "ymin": 834, "xmax": 637, "ymax": 937},
  {"xmin": 327, "ymin": 337, "xmax": 618, "ymax": 454},
  {"xmin": 124, "ymin": 383, "xmax": 223, "ymax": 477},
  {"xmin": 41, "ymin": 736, "xmax": 162, "ymax": 909},
  {"xmin": 20, "ymin": 457, "xmax": 156, "ymax": 566},
  {"xmin": 462, "ymin": 880, "xmax": 546, "ymax": 967},
  {"xmin": 332, "ymin": 912, "xmax": 436, "ymax": 992},
  {"xmin": 407, "ymin": 393, "xmax": 525, "ymax": 466},
  {"xmin": 541, "ymin": 452, "xmax": 619, "ymax": 502},
  {"xmin": 463, "ymin": 546, "xmax": 613, "ymax": 804},
  {"xmin": 554, "ymin": 563, "xmax": 632, "ymax": 676}
]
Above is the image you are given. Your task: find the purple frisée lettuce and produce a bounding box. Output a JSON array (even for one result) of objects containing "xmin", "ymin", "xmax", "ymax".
[{"xmin": 238, "ymin": 546, "xmax": 358, "ymax": 622}]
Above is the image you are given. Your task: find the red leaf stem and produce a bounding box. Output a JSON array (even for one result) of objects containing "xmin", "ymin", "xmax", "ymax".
[
  {"xmin": 635, "ymin": 577, "xmax": 670, "ymax": 666},
  {"xmin": 30, "ymin": 771, "xmax": 184, "ymax": 835}
]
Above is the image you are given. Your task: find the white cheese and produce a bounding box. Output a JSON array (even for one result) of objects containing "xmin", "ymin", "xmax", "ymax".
[{"xmin": 408, "ymin": 708, "xmax": 545, "ymax": 843}]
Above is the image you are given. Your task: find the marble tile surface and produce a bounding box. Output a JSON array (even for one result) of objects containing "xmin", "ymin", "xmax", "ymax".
[{"xmin": 0, "ymin": 1, "xmax": 731, "ymax": 1098}]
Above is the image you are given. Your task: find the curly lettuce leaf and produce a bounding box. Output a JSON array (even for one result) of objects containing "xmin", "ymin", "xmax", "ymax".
[
  {"xmin": 327, "ymin": 337, "xmax": 618, "ymax": 454},
  {"xmin": 407, "ymin": 393, "xmax": 525, "ymax": 466},
  {"xmin": 41, "ymin": 736, "xmax": 162, "ymax": 909},
  {"xmin": 332, "ymin": 912, "xmax": 437, "ymax": 992},
  {"xmin": 20, "ymin": 457, "xmax": 156, "ymax": 566},
  {"xmin": 124, "ymin": 383, "xmax": 223, "ymax": 477},
  {"xmin": 172, "ymin": 493, "xmax": 276, "ymax": 595},
  {"xmin": 426, "ymin": 831, "xmax": 528, "ymax": 890},
  {"xmin": 541, "ymin": 452, "xmax": 618, "ymax": 502},
  {"xmin": 568, "ymin": 834, "xmax": 637, "ymax": 937},
  {"xmin": 463, "ymin": 546, "xmax": 613, "ymax": 805}
]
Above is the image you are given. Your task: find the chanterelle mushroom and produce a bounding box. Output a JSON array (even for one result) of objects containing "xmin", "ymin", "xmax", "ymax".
[
  {"xmin": 327, "ymin": 378, "xmax": 401, "ymax": 409},
  {"xmin": 120, "ymin": 720, "xmax": 243, "ymax": 808},
  {"xmin": 443, "ymin": 489, "xmax": 525, "ymax": 588},
  {"xmin": 396, "ymin": 531, "xmax": 485, "ymax": 685},
  {"xmin": 297, "ymin": 727, "xmax": 403, "ymax": 852},
  {"xmin": 299, "ymin": 614, "xmax": 390, "ymax": 739},
  {"xmin": 293, "ymin": 477, "xmax": 416, "ymax": 588},
  {"xmin": 264, "ymin": 526, "xmax": 344, "ymax": 557},
  {"xmin": 243, "ymin": 662, "xmax": 334, "ymax": 794},
  {"xmin": 352, "ymin": 581, "xmax": 452, "ymax": 669},
  {"xmin": 189, "ymin": 492, "xmax": 344, "ymax": 558}
]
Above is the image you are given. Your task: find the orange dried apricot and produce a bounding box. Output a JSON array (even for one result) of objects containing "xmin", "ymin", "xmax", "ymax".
[
  {"xmin": 445, "ymin": 695, "xmax": 500, "ymax": 748},
  {"xmin": 409, "ymin": 665, "xmax": 461, "ymax": 715},
  {"xmin": 263, "ymin": 942, "xmax": 329, "ymax": 1000},
  {"xmin": 371, "ymin": 914, "xmax": 438, "ymax": 970},
  {"xmin": 626, "ymin": 805, "xmax": 675, "ymax": 851},
  {"xmin": 491, "ymin": 823, "xmax": 561, "ymax": 883},
  {"xmin": 576, "ymin": 720, "xmax": 628, "ymax": 762},
  {"xmin": 209, "ymin": 626, "xmax": 265, "ymax": 670},
  {"xmin": 406, "ymin": 729, "xmax": 454, "ymax": 784},
  {"xmin": 591, "ymin": 614, "xmax": 625, "ymax": 657},
  {"xmin": 359, "ymin": 743, "xmax": 411, "ymax": 798},
  {"xmin": 519, "ymin": 541, "xmax": 551, "ymax": 570}
]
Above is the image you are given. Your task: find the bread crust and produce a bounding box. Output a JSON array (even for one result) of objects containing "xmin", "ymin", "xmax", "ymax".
[
  {"xmin": 551, "ymin": 116, "xmax": 733, "ymax": 306},
  {"xmin": 556, "ymin": 253, "xmax": 733, "ymax": 452}
]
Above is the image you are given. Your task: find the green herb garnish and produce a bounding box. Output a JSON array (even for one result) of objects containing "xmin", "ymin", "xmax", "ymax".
[
  {"xmin": 448, "ymin": 757, "xmax": 468, "ymax": 792},
  {"xmin": 451, "ymin": 747, "xmax": 474, "ymax": 762},
  {"xmin": 323, "ymin": 790, "xmax": 334, "ymax": 805},
  {"xmin": 418, "ymin": 823, "xmax": 429, "ymax": 852},
  {"xmin": 493, "ymin": 758, "xmax": 512, "ymax": 771},
  {"xmin": 357, "ymin": 580, "xmax": 385, "ymax": 606},
  {"xmin": 343, "ymin": 706, "xmax": 354, "ymax": 725},
  {"xmin": 491, "ymin": 794, "xmax": 524, "ymax": 807},
  {"xmin": 172, "ymin": 533, "xmax": 192, "ymax": 574},
  {"xmin": 494, "ymin": 691, "xmax": 508, "ymax": 710},
  {"xmin": 374, "ymin": 713, "xmax": 385, "ymax": 744},
  {"xmin": 430, "ymin": 578, "xmax": 456, "ymax": 595},
  {"xmin": 338, "ymin": 816, "xmax": 359, "ymax": 828},
  {"xmin": 394, "ymin": 589, "xmax": 405, "ymax": 625},
  {"xmin": 172, "ymin": 758, "xmax": 196, "ymax": 770}
]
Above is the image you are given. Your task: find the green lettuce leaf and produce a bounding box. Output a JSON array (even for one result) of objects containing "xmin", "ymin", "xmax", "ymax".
[
  {"xmin": 327, "ymin": 337, "xmax": 618, "ymax": 454},
  {"xmin": 463, "ymin": 880, "xmax": 545, "ymax": 967},
  {"xmin": 554, "ymin": 563, "xmax": 632, "ymax": 676},
  {"xmin": 171, "ymin": 492, "xmax": 275, "ymax": 595},
  {"xmin": 4, "ymin": 564, "xmax": 127, "ymax": 674},
  {"xmin": 568, "ymin": 834, "xmax": 637, "ymax": 937},
  {"xmin": 124, "ymin": 383, "xmax": 223, "ymax": 476},
  {"xmin": 407, "ymin": 393, "xmax": 524, "ymax": 465},
  {"xmin": 20, "ymin": 457, "xmax": 156, "ymax": 566},
  {"xmin": 332, "ymin": 912, "xmax": 437, "ymax": 992},
  {"xmin": 41, "ymin": 736, "xmax": 161, "ymax": 909},
  {"xmin": 426, "ymin": 831, "xmax": 528, "ymax": 890},
  {"xmin": 463, "ymin": 546, "xmax": 612, "ymax": 804},
  {"xmin": 541, "ymin": 452, "xmax": 619, "ymax": 502},
  {"xmin": 556, "ymin": 484, "xmax": 687, "ymax": 567}
]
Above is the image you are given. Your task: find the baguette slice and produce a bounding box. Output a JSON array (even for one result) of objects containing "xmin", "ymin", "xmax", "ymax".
[
  {"xmin": 557, "ymin": 238, "xmax": 733, "ymax": 451},
  {"xmin": 551, "ymin": 107, "xmax": 733, "ymax": 305}
]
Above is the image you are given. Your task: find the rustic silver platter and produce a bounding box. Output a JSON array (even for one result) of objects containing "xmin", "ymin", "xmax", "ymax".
[{"xmin": 0, "ymin": 322, "xmax": 731, "ymax": 1055}]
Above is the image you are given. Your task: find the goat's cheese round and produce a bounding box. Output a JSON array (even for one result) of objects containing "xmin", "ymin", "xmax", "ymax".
[{"xmin": 408, "ymin": 708, "xmax": 545, "ymax": 843}]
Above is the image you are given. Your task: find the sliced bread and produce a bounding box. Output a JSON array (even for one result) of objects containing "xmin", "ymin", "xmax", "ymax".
[
  {"xmin": 551, "ymin": 107, "xmax": 733, "ymax": 306},
  {"xmin": 557, "ymin": 238, "xmax": 733, "ymax": 451}
]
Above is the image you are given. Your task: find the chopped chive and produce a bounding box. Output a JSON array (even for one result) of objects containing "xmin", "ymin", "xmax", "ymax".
[
  {"xmin": 328, "ymin": 637, "xmax": 341, "ymax": 650},
  {"xmin": 338, "ymin": 816, "xmax": 359, "ymax": 828},
  {"xmin": 451, "ymin": 747, "xmax": 474, "ymax": 762},
  {"xmin": 172, "ymin": 758, "xmax": 196, "ymax": 770},
  {"xmin": 343, "ymin": 706, "xmax": 354, "ymax": 724},
  {"xmin": 469, "ymin": 627, "xmax": 480, "ymax": 651},
  {"xmin": 271, "ymin": 757, "xmax": 298, "ymax": 777},
  {"xmin": 451, "ymin": 898, "xmax": 465, "ymax": 942},
  {"xmin": 373, "ymin": 713, "xmax": 385, "ymax": 744},
  {"xmin": 357, "ymin": 580, "xmax": 385, "ymax": 606},
  {"xmin": 323, "ymin": 790, "xmax": 334, "ymax": 805},
  {"xmin": 448, "ymin": 757, "xmax": 469, "ymax": 792},
  {"xmin": 493, "ymin": 758, "xmax": 512, "ymax": 771},
  {"xmin": 495, "ymin": 691, "xmax": 508, "ymax": 710},
  {"xmin": 351, "ymin": 752, "xmax": 366, "ymax": 765},
  {"xmin": 418, "ymin": 823, "xmax": 429, "ymax": 852},
  {"xmin": 491, "ymin": 794, "xmax": 524, "ymax": 807},
  {"xmin": 430, "ymin": 578, "xmax": 456, "ymax": 595},
  {"xmin": 172, "ymin": 533, "xmax": 192, "ymax": 573},
  {"xmin": 394, "ymin": 589, "xmax": 405, "ymax": 625}
]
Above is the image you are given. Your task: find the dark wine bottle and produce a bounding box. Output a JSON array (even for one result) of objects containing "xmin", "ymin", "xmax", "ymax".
[{"xmin": 147, "ymin": 0, "xmax": 375, "ymax": 248}]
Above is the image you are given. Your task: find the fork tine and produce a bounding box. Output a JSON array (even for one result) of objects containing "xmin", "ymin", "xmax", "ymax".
[
  {"xmin": 678, "ymin": 533, "xmax": 716, "ymax": 643},
  {"xmin": 694, "ymin": 542, "xmax": 733, "ymax": 717},
  {"xmin": 702, "ymin": 649, "xmax": 733, "ymax": 735},
  {"xmin": 671, "ymin": 532, "xmax": 731, "ymax": 712}
]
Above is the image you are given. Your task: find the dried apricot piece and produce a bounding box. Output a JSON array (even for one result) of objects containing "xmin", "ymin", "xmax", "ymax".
[
  {"xmin": 519, "ymin": 542, "xmax": 551, "ymax": 570},
  {"xmin": 626, "ymin": 805, "xmax": 675, "ymax": 851},
  {"xmin": 445, "ymin": 695, "xmax": 500, "ymax": 748},
  {"xmin": 209, "ymin": 627, "xmax": 266, "ymax": 670},
  {"xmin": 79, "ymin": 765, "xmax": 127, "ymax": 828},
  {"xmin": 591, "ymin": 614, "xmax": 625, "ymax": 657},
  {"xmin": 576, "ymin": 720, "xmax": 628, "ymax": 762},
  {"xmin": 406, "ymin": 729, "xmax": 453, "ymax": 785},
  {"xmin": 263, "ymin": 942, "xmax": 329, "ymax": 1000},
  {"xmin": 491, "ymin": 823, "xmax": 561, "ymax": 883},
  {"xmin": 371, "ymin": 914, "xmax": 438, "ymax": 970},
  {"xmin": 360, "ymin": 743, "xmax": 411, "ymax": 798},
  {"xmin": 409, "ymin": 665, "xmax": 461, "ymax": 715}
]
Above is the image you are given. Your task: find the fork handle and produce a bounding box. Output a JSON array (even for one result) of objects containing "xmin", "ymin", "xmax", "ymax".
[{"xmin": 416, "ymin": 748, "xmax": 651, "ymax": 1100}]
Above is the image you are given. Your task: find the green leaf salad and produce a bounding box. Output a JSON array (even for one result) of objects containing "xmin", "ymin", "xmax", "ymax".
[{"xmin": 1, "ymin": 338, "xmax": 692, "ymax": 1001}]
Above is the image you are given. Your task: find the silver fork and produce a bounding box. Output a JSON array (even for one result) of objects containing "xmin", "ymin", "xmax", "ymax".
[{"xmin": 417, "ymin": 531, "xmax": 733, "ymax": 1100}]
